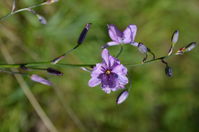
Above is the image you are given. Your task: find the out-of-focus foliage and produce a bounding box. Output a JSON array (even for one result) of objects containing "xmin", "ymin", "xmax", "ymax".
[{"xmin": 0, "ymin": 0, "xmax": 199, "ymax": 132}]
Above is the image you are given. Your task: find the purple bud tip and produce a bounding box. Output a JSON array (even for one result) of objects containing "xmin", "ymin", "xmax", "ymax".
[
  {"xmin": 85, "ymin": 23, "xmax": 92, "ymax": 30},
  {"xmin": 47, "ymin": 68, "xmax": 63, "ymax": 76},
  {"xmin": 77, "ymin": 23, "xmax": 92, "ymax": 45},
  {"xmin": 116, "ymin": 90, "xmax": 129, "ymax": 104},
  {"xmin": 138, "ymin": 43, "xmax": 148, "ymax": 54},
  {"xmin": 165, "ymin": 66, "xmax": 173, "ymax": 77},
  {"xmin": 30, "ymin": 74, "xmax": 52, "ymax": 86},
  {"xmin": 37, "ymin": 15, "xmax": 47, "ymax": 25}
]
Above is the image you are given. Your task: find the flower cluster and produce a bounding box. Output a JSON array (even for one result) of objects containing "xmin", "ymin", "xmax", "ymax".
[
  {"xmin": 88, "ymin": 24, "xmax": 155, "ymax": 96},
  {"xmin": 86, "ymin": 24, "xmax": 197, "ymax": 104},
  {"xmin": 0, "ymin": 19, "xmax": 197, "ymax": 104}
]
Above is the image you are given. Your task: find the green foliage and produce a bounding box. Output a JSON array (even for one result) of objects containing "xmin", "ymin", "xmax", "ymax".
[{"xmin": 0, "ymin": 0, "xmax": 199, "ymax": 131}]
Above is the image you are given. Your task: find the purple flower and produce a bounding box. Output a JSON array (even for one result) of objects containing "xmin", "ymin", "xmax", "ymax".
[
  {"xmin": 103, "ymin": 24, "xmax": 137, "ymax": 48},
  {"xmin": 88, "ymin": 49, "xmax": 128, "ymax": 94}
]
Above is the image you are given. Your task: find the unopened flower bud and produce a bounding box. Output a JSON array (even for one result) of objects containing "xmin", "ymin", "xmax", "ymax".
[
  {"xmin": 175, "ymin": 42, "xmax": 197, "ymax": 55},
  {"xmin": 77, "ymin": 23, "xmax": 92, "ymax": 46},
  {"xmin": 30, "ymin": 74, "xmax": 52, "ymax": 86},
  {"xmin": 116, "ymin": 90, "xmax": 129, "ymax": 104},
  {"xmin": 185, "ymin": 42, "xmax": 197, "ymax": 52},
  {"xmin": 36, "ymin": 15, "xmax": 47, "ymax": 25},
  {"xmin": 168, "ymin": 30, "xmax": 179, "ymax": 56},
  {"xmin": 138, "ymin": 43, "xmax": 148, "ymax": 54},
  {"xmin": 165, "ymin": 66, "xmax": 173, "ymax": 77},
  {"xmin": 171, "ymin": 30, "xmax": 179, "ymax": 44},
  {"xmin": 47, "ymin": 68, "xmax": 63, "ymax": 76}
]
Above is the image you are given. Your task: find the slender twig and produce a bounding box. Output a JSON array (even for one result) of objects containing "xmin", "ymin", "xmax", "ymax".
[
  {"xmin": 0, "ymin": 1, "xmax": 47, "ymax": 21},
  {"xmin": 0, "ymin": 43, "xmax": 58, "ymax": 132},
  {"xmin": 116, "ymin": 45, "xmax": 124, "ymax": 58}
]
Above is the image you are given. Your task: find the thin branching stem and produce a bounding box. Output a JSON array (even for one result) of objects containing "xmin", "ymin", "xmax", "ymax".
[
  {"xmin": 0, "ymin": 54, "xmax": 174, "ymax": 70},
  {"xmin": 0, "ymin": 2, "xmax": 47, "ymax": 21}
]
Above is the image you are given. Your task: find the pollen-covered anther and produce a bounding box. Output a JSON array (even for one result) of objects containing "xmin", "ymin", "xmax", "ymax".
[{"xmin": 105, "ymin": 70, "xmax": 111, "ymax": 75}]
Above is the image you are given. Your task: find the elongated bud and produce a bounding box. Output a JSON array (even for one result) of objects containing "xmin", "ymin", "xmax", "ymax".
[
  {"xmin": 171, "ymin": 30, "xmax": 179, "ymax": 44},
  {"xmin": 36, "ymin": 14, "xmax": 47, "ymax": 25},
  {"xmin": 116, "ymin": 90, "xmax": 129, "ymax": 104},
  {"xmin": 185, "ymin": 42, "xmax": 197, "ymax": 52},
  {"xmin": 165, "ymin": 66, "xmax": 173, "ymax": 77},
  {"xmin": 47, "ymin": 68, "xmax": 63, "ymax": 76},
  {"xmin": 168, "ymin": 30, "xmax": 179, "ymax": 56},
  {"xmin": 30, "ymin": 74, "xmax": 52, "ymax": 86},
  {"xmin": 77, "ymin": 23, "xmax": 92, "ymax": 46},
  {"xmin": 176, "ymin": 42, "xmax": 197, "ymax": 55}
]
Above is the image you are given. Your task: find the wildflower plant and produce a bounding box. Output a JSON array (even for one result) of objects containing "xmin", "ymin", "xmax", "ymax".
[{"xmin": 0, "ymin": 0, "xmax": 197, "ymax": 106}]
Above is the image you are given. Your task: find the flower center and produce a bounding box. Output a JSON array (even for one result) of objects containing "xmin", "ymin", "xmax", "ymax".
[{"xmin": 105, "ymin": 70, "xmax": 111, "ymax": 75}]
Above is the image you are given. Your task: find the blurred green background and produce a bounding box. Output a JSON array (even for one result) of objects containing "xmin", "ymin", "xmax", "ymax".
[{"xmin": 0, "ymin": 0, "xmax": 199, "ymax": 132}]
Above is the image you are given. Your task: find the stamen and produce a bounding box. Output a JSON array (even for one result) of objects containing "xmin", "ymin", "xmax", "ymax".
[{"xmin": 106, "ymin": 70, "xmax": 111, "ymax": 74}]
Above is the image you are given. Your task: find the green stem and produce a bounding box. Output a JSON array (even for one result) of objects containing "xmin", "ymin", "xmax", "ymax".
[
  {"xmin": 116, "ymin": 45, "xmax": 124, "ymax": 58},
  {"xmin": 0, "ymin": 2, "xmax": 46, "ymax": 21},
  {"xmin": 125, "ymin": 55, "xmax": 172, "ymax": 67},
  {"xmin": 0, "ymin": 62, "xmax": 95, "ymax": 69},
  {"xmin": 0, "ymin": 55, "xmax": 174, "ymax": 69}
]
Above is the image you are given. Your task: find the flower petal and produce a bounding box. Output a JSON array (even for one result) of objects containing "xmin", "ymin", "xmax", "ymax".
[
  {"xmin": 108, "ymin": 24, "xmax": 123, "ymax": 42},
  {"xmin": 91, "ymin": 63, "xmax": 104, "ymax": 77},
  {"xmin": 109, "ymin": 56, "xmax": 120, "ymax": 68},
  {"xmin": 118, "ymin": 74, "xmax": 128, "ymax": 85},
  {"xmin": 130, "ymin": 42, "xmax": 139, "ymax": 47},
  {"xmin": 88, "ymin": 77, "xmax": 101, "ymax": 87},
  {"xmin": 112, "ymin": 64, "xmax": 127, "ymax": 75},
  {"xmin": 101, "ymin": 49, "xmax": 110, "ymax": 66},
  {"xmin": 107, "ymin": 41, "xmax": 120, "ymax": 47},
  {"xmin": 99, "ymin": 73, "xmax": 118, "ymax": 88},
  {"xmin": 123, "ymin": 24, "xmax": 137, "ymax": 43},
  {"xmin": 102, "ymin": 87, "xmax": 111, "ymax": 94},
  {"xmin": 101, "ymin": 41, "xmax": 120, "ymax": 49}
]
